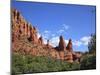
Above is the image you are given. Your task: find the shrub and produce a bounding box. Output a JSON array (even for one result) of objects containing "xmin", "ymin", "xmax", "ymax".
[
  {"xmin": 12, "ymin": 53, "xmax": 80, "ymax": 74},
  {"xmin": 80, "ymin": 54, "xmax": 96, "ymax": 70},
  {"xmin": 88, "ymin": 34, "xmax": 96, "ymax": 55}
]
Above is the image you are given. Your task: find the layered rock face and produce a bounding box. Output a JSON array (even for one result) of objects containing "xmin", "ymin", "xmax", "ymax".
[
  {"xmin": 66, "ymin": 39, "xmax": 73, "ymax": 51},
  {"xmin": 38, "ymin": 36, "xmax": 43, "ymax": 45},
  {"xmin": 11, "ymin": 8, "xmax": 52, "ymax": 57},
  {"xmin": 11, "ymin": 8, "xmax": 82, "ymax": 63},
  {"xmin": 58, "ymin": 36, "xmax": 66, "ymax": 51},
  {"xmin": 57, "ymin": 36, "xmax": 81, "ymax": 62},
  {"xmin": 12, "ymin": 8, "xmax": 38, "ymax": 45},
  {"xmin": 46, "ymin": 40, "xmax": 53, "ymax": 48}
]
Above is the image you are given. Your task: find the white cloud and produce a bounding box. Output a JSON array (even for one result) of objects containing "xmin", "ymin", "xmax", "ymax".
[
  {"xmin": 57, "ymin": 24, "xmax": 69, "ymax": 34},
  {"xmin": 73, "ymin": 36, "xmax": 91, "ymax": 47},
  {"xmin": 41, "ymin": 30, "xmax": 57, "ymax": 45},
  {"xmin": 65, "ymin": 40, "xmax": 69, "ymax": 45},
  {"xmin": 58, "ymin": 29, "xmax": 65, "ymax": 34},
  {"xmin": 43, "ymin": 38, "xmax": 47, "ymax": 44},
  {"xmin": 37, "ymin": 32, "xmax": 41, "ymax": 38},
  {"xmin": 39, "ymin": 29, "xmax": 91, "ymax": 48},
  {"xmin": 37, "ymin": 32, "xmax": 47, "ymax": 44},
  {"xmin": 42, "ymin": 30, "xmax": 51, "ymax": 39},
  {"xmin": 80, "ymin": 36, "xmax": 91, "ymax": 45},
  {"xmin": 73, "ymin": 40, "xmax": 82, "ymax": 46},
  {"xmin": 50, "ymin": 36, "xmax": 59, "ymax": 47},
  {"xmin": 44, "ymin": 30, "xmax": 50, "ymax": 33},
  {"xmin": 42, "ymin": 30, "xmax": 57, "ymax": 40},
  {"xmin": 51, "ymin": 34, "xmax": 56, "ymax": 37},
  {"xmin": 49, "ymin": 36, "xmax": 69, "ymax": 47},
  {"xmin": 40, "ymin": 26, "xmax": 91, "ymax": 48},
  {"xmin": 62, "ymin": 24, "xmax": 69, "ymax": 30}
]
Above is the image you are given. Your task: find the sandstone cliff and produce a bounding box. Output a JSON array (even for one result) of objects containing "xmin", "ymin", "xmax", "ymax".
[
  {"xmin": 11, "ymin": 8, "xmax": 82, "ymax": 63},
  {"xmin": 58, "ymin": 36, "xmax": 66, "ymax": 51}
]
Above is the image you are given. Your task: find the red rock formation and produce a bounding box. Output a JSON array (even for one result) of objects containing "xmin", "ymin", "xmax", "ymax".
[
  {"xmin": 12, "ymin": 8, "xmax": 38, "ymax": 44},
  {"xmin": 38, "ymin": 36, "xmax": 43, "ymax": 45},
  {"xmin": 27, "ymin": 23, "xmax": 31, "ymax": 38},
  {"xmin": 46, "ymin": 40, "xmax": 53, "ymax": 49},
  {"xmin": 11, "ymin": 8, "xmax": 82, "ymax": 63},
  {"xmin": 12, "ymin": 9, "xmax": 22, "ymax": 41},
  {"xmin": 24, "ymin": 22, "xmax": 28, "ymax": 36},
  {"xmin": 66, "ymin": 39, "xmax": 73, "ymax": 51},
  {"xmin": 65, "ymin": 51, "xmax": 73, "ymax": 63},
  {"xmin": 58, "ymin": 36, "xmax": 66, "ymax": 51},
  {"xmin": 59, "ymin": 51, "xmax": 65, "ymax": 60},
  {"xmin": 72, "ymin": 52, "xmax": 82, "ymax": 62},
  {"xmin": 46, "ymin": 40, "xmax": 49, "ymax": 46},
  {"xmin": 31, "ymin": 26, "xmax": 38, "ymax": 44}
]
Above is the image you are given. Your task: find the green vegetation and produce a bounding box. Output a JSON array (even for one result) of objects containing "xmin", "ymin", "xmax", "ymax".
[
  {"xmin": 88, "ymin": 34, "xmax": 96, "ymax": 55},
  {"xmin": 80, "ymin": 54, "xmax": 96, "ymax": 70},
  {"xmin": 80, "ymin": 33, "xmax": 96, "ymax": 70},
  {"xmin": 12, "ymin": 53, "xmax": 80, "ymax": 75},
  {"xmin": 12, "ymin": 53, "xmax": 96, "ymax": 75}
]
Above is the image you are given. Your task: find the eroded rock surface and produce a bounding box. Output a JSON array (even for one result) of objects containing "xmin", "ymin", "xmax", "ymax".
[{"xmin": 12, "ymin": 8, "xmax": 82, "ymax": 63}]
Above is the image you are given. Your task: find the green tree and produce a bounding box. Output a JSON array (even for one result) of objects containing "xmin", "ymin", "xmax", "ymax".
[
  {"xmin": 80, "ymin": 55, "xmax": 96, "ymax": 70},
  {"xmin": 88, "ymin": 34, "xmax": 96, "ymax": 55}
]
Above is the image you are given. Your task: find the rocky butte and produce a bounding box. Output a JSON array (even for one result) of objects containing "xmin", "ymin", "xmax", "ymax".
[{"xmin": 11, "ymin": 8, "xmax": 82, "ymax": 63}]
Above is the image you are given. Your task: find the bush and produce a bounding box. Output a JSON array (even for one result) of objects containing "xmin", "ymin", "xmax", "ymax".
[
  {"xmin": 11, "ymin": 53, "xmax": 80, "ymax": 74},
  {"xmin": 12, "ymin": 53, "xmax": 96, "ymax": 75},
  {"xmin": 88, "ymin": 34, "xmax": 96, "ymax": 55},
  {"xmin": 80, "ymin": 54, "xmax": 96, "ymax": 70}
]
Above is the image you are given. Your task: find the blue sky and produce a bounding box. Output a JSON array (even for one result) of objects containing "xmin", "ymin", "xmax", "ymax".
[{"xmin": 12, "ymin": 1, "xmax": 96, "ymax": 52}]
